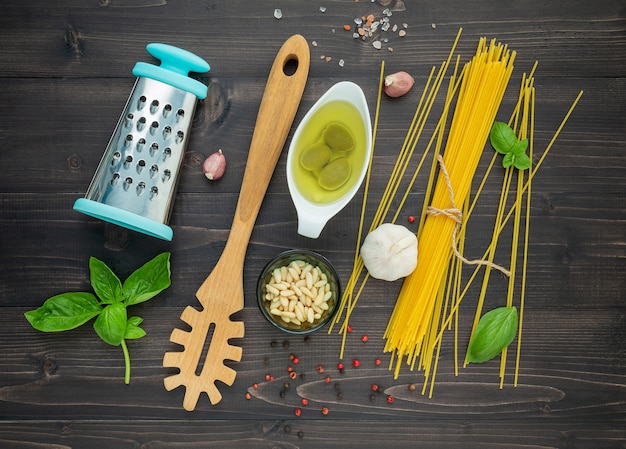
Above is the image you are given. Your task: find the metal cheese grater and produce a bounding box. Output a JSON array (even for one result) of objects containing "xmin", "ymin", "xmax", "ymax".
[{"xmin": 73, "ymin": 43, "xmax": 210, "ymax": 241}]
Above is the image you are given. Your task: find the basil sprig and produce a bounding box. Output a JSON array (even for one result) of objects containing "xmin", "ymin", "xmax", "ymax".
[
  {"xmin": 25, "ymin": 252, "xmax": 171, "ymax": 384},
  {"xmin": 467, "ymin": 306, "xmax": 518, "ymax": 363},
  {"xmin": 490, "ymin": 121, "xmax": 531, "ymax": 170}
]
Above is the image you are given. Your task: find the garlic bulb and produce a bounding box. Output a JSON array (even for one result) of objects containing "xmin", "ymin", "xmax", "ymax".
[{"xmin": 360, "ymin": 223, "xmax": 418, "ymax": 281}]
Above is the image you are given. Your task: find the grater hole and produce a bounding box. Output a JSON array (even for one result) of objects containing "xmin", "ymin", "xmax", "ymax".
[
  {"xmin": 150, "ymin": 142, "xmax": 159, "ymax": 156},
  {"xmin": 137, "ymin": 138, "xmax": 146, "ymax": 152},
  {"xmin": 150, "ymin": 100, "xmax": 159, "ymax": 114},
  {"xmin": 123, "ymin": 155, "xmax": 133, "ymax": 169},
  {"xmin": 125, "ymin": 113, "xmax": 134, "ymax": 128},
  {"xmin": 138, "ymin": 96, "xmax": 147, "ymax": 110},
  {"xmin": 124, "ymin": 134, "xmax": 133, "ymax": 148},
  {"xmin": 163, "ymin": 104, "xmax": 172, "ymax": 118},
  {"xmin": 111, "ymin": 151, "xmax": 121, "ymax": 166},
  {"xmin": 162, "ymin": 147, "xmax": 172, "ymax": 161},
  {"xmin": 123, "ymin": 176, "xmax": 133, "ymax": 191},
  {"xmin": 137, "ymin": 159, "xmax": 146, "ymax": 174},
  {"xmin": 137, "ymin": 117, "xmax": 146, "ymax": 131},
  {"xmin": 149, "ymin": 121, "xmax": 159, "ymax": 135},
  {"xmin": 176, "ymin": 130, "xmax": 184, "ymax": 143},
  {"xmin": 111, "ymin": 172, "xmax": 120, "ymax": 186},
  {"xmin": 162, "ymin": 125, "xmax": 172, "ymax": 140},
  {"xmin": 150, "ymin": 186, "xmax": 159, "ymax": 199},
  {"xmin": 150, "ymin": 164, "xmax": 159, "ymax": 178},
  {"xmin": 162, "ymin": 169, "xmax": 171, "ymax": 183},
  {"xmin": 176, "ymin": 109, "xmax": 185, "ymax": 122},
  {"xmin": 136, "ymin": 181, "xmax": 146, "ymax": 196}
]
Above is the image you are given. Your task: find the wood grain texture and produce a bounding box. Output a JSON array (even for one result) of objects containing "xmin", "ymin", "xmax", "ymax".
[{"xmin": 0, "ymin": 0, "xmax": 625, "ymax": 447}]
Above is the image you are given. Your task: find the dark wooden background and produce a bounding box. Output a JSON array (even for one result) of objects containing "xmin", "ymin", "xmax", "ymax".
[{"xmin": 1, "ymin": 0, "xmax": 625, "ymax": 447}]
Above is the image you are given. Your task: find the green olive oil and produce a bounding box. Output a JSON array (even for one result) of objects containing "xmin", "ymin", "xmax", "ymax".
[{"xmin": 292, "ymin": 100, "xmax": 367, "ymax": 204}]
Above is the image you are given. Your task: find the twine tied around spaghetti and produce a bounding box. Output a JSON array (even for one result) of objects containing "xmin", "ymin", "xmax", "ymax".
[{"xmin": 426, "ymin": 155, "xmax": 511, "ymax": 277}]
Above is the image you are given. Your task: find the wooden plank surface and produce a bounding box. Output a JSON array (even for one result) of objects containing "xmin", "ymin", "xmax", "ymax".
[{"xmin": 1, "ymin": 0, "xmax": 625, "ymax": 447}]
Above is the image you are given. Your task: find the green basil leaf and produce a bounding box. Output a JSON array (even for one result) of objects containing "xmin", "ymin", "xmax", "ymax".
[
  {"xmin": 122, "ymin": 252, "xmax": 171, "ymax": 306},
  {"xmin": 25, "ymin": 292, "xmax": 102, "ymax": 332},
  {"xmin": 124, "ymin": 319, "xmax": 146, "ymax": 340},
  {"xmin": 94, "ymin": 303, "xmax": 127, "ymax": 346},
  {"xmin": 467, "ymin": 306, "xmax": 518, "ymax": 363},
  {"xmin": 490, "ymin": 122, "xmax": 518, "ymax": 155},
  {"xmin": 502, "ymin": 152, "xmax": 515, "ymax": 168},
  {"xmin": 510, "ymin": 138, "xmax": 529, "ymax": 156},
  {"xmin": 127, "ymin": 316, "xmax": 144, "ymax": 327},
  {"xmin": 514, "ymin": 153, "xmax": 531, "ymax": 171},
  {"xmin": 89, "ymin": 257, "xmax": 123, "ymax": 304}
]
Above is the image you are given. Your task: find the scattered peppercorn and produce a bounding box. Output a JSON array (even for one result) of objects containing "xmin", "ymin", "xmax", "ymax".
[
  {"xmin": 289, "ymin": 371, "xmax": 297, "ymax": 380},
  {"xmin": 293, "ymin": 357, "xmax": 300, "ymax": 365},
  {"xmin": 408, "ymin": 215, "xmax": 415, "ymax": 223},
  {"xmin": 263, "ymin": 357, "xmax": 270, "ymax": 365},
  {"xmin": 334, "ymin": 383, "xmax": 342, "ymax": 391},
  {"xmin": 316, "ymin": 365, "xmax": 325, "ymax": 374},
  {"xmin": 294, "ymin": 407, "xmax": 302, "ymax": 417},
  {"xmin": 283, "ymin": 340, "xmax": 290, "ymax": 349},
  {"xmin": 346, "ymin": 325, "xmax": 353, "ymax": 333},
  {"xmin": 337, "ymin": 392, "xmax": 343, "ymax": 400},
  {"xmin": 283, "ymin": 382, "xmax": 290, "ymax": 390},
  {"xmin": 352, "ymin": 359, "xmax": 361, "ymax": 368},
  {"xmin": 321, "ymin": 406, "xmax": 329, "ymax": 415},
  {"xmin": 371, "ymin": 383, "xmax": 379, "ymax": 392},
  {"xmin": 287, "ymin": 365, "xmax": 294, "ymax": 373},
  {"xmin": 361, "ymin": 335, "xmax": 369, "ymax": 342},
  {"xmin": 408, "ymin": 383, "xmax": 416, "ymax": 391},
  {"xmin": 369, "ymin": 394, "xmax": 376, "ymax": 402},
  {"xmin": 264, "ymin": 373, "xmax": 271, "ymax": 381},
  {"xmin": 270, "ymin": 340, "xmax": 278, "ymax": 348},
  {"xmin": 325, "ymin": 375, "xmax": 332, "ymax": 383},
  {"xmin": 374, "ymin": 358, "xmax": 381, "ymax": 366},
  {"xmin": 301, "ymin": 398, "xmax": 309, "ymax": 406},
  {"xmin": 253, "ymin": 383, "xmax": 258, "ymax": 389},
  {"xmin": 304, "ymin": 335, "xmax": 311, "ymax": 344},
  {"xmin": 337, "ymin": 362, "xmax": 344, "ymax": 370},
  {"xmin": 386, "ymin": 395, "xmax": 394, "ymax": 403},
  {"xmin": 245, "ymin": 392, "xmax": 251, "ymax": 400},
  {"xmin": 297, "ymin": 431, "xmax": 304, "ymax": 439},
  {"xmin": 289, "ymin": 353, "xmax": 295, "ymax": 361}
]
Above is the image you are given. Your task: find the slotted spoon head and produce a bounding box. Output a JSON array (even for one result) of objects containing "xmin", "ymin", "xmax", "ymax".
[
  {"xmin": 163, "ymin": 261, "xmax": 245, "ymax": 409},
  {"xmin": 163, "ymin": 34, "xmax": 310, "ymax": 410}
]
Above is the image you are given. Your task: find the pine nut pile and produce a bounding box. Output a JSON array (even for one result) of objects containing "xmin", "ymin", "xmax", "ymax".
[{"xmin": 263, "ymin": 259, "xmax": 333, "ymax": 327}]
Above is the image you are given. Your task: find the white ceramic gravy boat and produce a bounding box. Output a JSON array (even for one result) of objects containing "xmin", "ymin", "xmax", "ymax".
[{"xmin": 287, "ymin": 81, "xmax": 372, "ymax": 238}]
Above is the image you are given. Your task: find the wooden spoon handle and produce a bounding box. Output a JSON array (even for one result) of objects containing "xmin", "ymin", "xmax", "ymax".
[{"xmin": 230, "ymin": 34, "xmax": 310, "ymax": 244}]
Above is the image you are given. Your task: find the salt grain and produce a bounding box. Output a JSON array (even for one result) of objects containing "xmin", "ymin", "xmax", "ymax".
[
  {"xmin": 338, "ymin": 59, "xmax": 345, "ymax": 67},
  {"xmin": 319, "ymin": 6, "xmax": 327, "ymax": 13},
  {"xmin": 372, "ymin": 40, "xmax": 382, "ymax": 50},
  {"xmin": 398, "ymin": 30, "xmax": 407, "ymax": 37},
  {"xmin": 273, "ymin": 9, "xmax": 282, "ymax": 19}
]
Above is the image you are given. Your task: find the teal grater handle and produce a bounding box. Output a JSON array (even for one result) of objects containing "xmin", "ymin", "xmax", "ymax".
[{"xmin": 132, "ymin": 43, "xmax": 210, "ymax": 99}]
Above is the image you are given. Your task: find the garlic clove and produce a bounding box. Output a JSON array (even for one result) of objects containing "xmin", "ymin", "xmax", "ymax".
[
  {"xmin": 202, "ymin": 149, "xmax": 226, "ymax": 181},
  {"xmin": 383, "ymin": 71, "xmax": 415, "ymax": 98},
  {"xmin": 360, "ymin": 223, "xmax": 418, "ymax": 281}
]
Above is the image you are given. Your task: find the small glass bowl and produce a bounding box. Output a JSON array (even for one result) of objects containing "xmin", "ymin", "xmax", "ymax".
[{"xmin": 257, "ymin": 249, "xmax": 341, "ymax": 334}]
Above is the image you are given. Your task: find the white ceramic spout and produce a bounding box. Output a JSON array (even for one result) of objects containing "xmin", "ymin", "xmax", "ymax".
[{"xmin": 287, "ymin": 81, "xmax": 372, "ymax": 239}]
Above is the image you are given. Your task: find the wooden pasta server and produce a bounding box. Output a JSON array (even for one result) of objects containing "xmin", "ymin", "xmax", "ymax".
[{"xmin": 163, "ymin": 34, "xmax": 310, "ymax": 410}]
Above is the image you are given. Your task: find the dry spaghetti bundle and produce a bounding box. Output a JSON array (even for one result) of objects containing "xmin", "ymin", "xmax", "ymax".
[{"xmin": 383, "ymin": 38, "xmax": 516, "ymax": 377}]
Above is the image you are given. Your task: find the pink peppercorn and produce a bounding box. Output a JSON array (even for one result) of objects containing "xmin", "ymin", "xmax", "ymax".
[{"xmin": 352, "ymin": 359, "xmax": 361, "ymax": 368}]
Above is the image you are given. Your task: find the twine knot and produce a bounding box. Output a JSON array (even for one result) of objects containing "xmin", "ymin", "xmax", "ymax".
[{"xmin": 426, "ymin": 155, "xmax": 511, "ymax": 277}]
